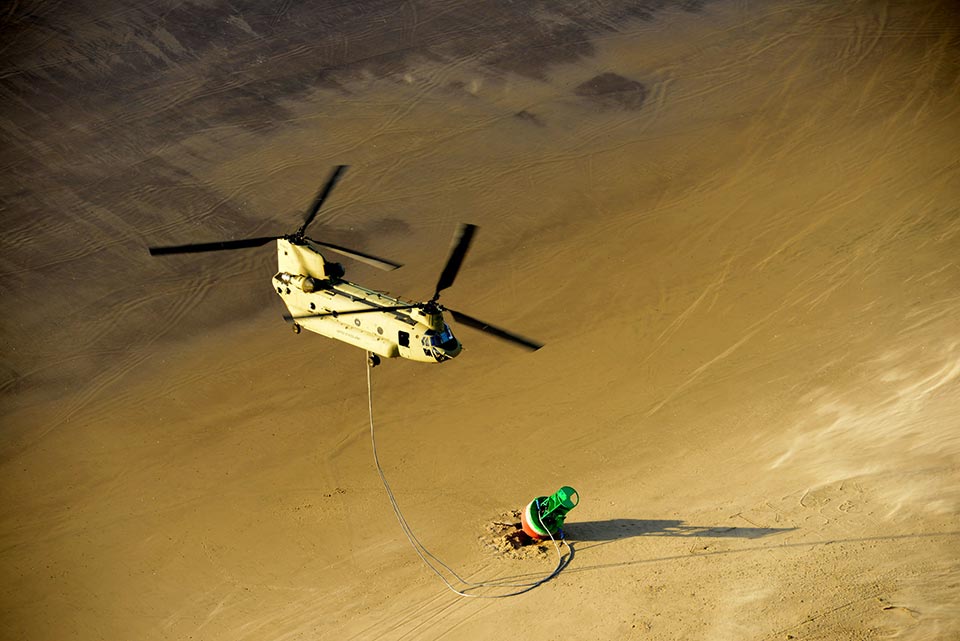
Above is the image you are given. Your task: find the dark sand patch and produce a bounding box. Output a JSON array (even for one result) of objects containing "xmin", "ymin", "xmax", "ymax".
[
  {"xmin": 574, "ymin": 72, "xmax": 648, "ymax": 110},
  {"xmin": 514, "ymin": 110, "xmax": 546, "ymax": 126}
]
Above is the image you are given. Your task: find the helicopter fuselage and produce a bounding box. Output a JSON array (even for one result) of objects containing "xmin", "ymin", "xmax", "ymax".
[
  {"xmin": 273, "ymin": 239, "xmax": 462, "ymax": 362},
  {"xmin": 148, "ymin": 166, "xmax": 540, "ymax": 360}
]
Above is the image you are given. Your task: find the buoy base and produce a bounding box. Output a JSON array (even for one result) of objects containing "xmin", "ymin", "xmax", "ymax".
[{"xmin": 520, "ymin": 498, "xmax": 552, "ymax": 540}]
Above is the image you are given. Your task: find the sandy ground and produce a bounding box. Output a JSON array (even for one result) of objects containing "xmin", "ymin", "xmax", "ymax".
[{"xmin": 2, "ymin": 0, "xmax": 959, "ymax": 639}]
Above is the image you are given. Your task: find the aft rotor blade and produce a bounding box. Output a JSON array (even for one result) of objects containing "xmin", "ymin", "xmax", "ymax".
[
  {"xmin": 433, "ymin": 223, "xmax": 477, "ymax": 299},
  {"xmin": 448, "ymin": 308, "xmax": 543, "ymax": 351},
  {"xmin": 148, "ymin": 236, "xmax": 278, "ymax": 255},
  {"xmin": 305, "ymin": 238, "xmax": 402, "ymax": 271},
  {"xmin": 284, "ymin": 304, "xmax": 419, "ymax": 321},
  {"xmin": 298, "ymin": 165, "xmax": 348, "ymax": 236}
]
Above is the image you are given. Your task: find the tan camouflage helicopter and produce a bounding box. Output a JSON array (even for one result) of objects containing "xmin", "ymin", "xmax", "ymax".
[{"xmin": 148, "ymin": 166, "xmax": 542, "ymax": 366}]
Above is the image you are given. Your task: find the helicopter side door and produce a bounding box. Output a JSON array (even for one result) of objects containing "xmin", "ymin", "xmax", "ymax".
[{"xmin": 396, "ymin": 330, "xmax": 411, "ymax": 358}]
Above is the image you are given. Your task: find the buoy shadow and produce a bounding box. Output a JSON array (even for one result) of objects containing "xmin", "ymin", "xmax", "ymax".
[{"xmin": 564, "ymin": 519, "xmax": 795, "ymax": 542}]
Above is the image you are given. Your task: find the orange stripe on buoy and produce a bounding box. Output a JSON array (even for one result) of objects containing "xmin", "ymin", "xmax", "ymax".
[{"xmin": 520, "ymin": 498, "xmax": 551, "ymax": 539}]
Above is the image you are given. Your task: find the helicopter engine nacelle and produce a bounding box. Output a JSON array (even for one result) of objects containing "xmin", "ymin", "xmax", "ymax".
[{"xmin": 276, "ymin": 272, "xmax": 321, "ymax": 292}]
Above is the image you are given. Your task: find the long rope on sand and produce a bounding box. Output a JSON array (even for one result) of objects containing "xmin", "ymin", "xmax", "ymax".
[{"xmin": 364, "ymin": 352, "xmax": 572, "ymax": 598}]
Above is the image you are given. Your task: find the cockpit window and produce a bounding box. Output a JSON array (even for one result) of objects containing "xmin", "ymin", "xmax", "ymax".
[{"xmin": 427, "ymin": 326, "xmax": 457, "ymax": 349}]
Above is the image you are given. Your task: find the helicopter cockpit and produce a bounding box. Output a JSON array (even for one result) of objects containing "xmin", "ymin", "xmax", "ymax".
[{"xmin": 422, "ymin": 324, "xmax": 462, "ymax": 360}]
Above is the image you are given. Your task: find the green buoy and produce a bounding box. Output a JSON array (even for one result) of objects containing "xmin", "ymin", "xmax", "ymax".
[{"xmin": 520, "ymin": 486, "xmax": 579, "ymax": 540}]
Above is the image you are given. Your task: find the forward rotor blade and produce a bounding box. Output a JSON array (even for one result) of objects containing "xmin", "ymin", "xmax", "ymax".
[
  {"xmin": 305, "ymin": 238, "xmax": 402, "ymax": 271},
  {"xmin": 433, "ymin": 223, "xmax": 477, "ymax": 300},
  {"xmin": 448, "ymin": 309, "xmax": 543, "ymax": 351},
  {"xmin": 284, "ymin": 304, "xmax": 419, "ymax": 321},
  {"xmin": 298, "ymin": 165, "xmax": 348, "ymax": 236},
  {"xmin": 148, "ymin": 236, "xmax": 278, "ymax": 256}
]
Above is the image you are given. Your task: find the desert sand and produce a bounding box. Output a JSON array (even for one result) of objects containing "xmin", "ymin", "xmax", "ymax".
[{"xmin": 2, "ymin": 0, "xmax": 958, "ymax": 639}]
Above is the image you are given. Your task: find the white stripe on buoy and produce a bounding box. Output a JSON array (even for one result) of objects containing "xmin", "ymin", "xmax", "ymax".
[{"xmin": 520, "ymin": 498, "xmax": 551, "ymax": 539}]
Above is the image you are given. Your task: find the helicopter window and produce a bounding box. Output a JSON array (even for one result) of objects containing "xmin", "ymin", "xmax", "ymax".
[
  {"xmin": 377, "ymin": 327, "xmax": 383, "ymax": 335},
  {"xmin": 398, "ymin": 331, "xmax": 410, "ymax": 348},
  {"xmin": 309, "ymin": 303, "xmax": 316, "ymax": 310},
  {"xmin": 429, "ymin": 326, "xmax": 457, "ymax": 348}
]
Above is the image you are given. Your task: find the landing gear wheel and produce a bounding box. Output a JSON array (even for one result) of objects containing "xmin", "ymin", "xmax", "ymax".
[
  {"xmin": 368, "ymin": 353, "xmax": 381, "ymax": 368},
  {"xmin": 292, "ymin": 322, "xmax": 302, "ymax": 335}
]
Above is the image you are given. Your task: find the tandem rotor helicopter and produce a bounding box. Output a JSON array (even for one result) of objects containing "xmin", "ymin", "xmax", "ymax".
[{"xmin": 148, "ymin": 165, "xmax": 543, "ymax": 366}]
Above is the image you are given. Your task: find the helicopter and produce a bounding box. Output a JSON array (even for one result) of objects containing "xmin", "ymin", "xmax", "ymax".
[{"xmin": 148, "ymin": 165, "xmax": 542, "ymax": 365}]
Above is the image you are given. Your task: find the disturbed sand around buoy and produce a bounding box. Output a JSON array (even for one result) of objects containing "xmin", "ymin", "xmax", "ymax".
[{"xmin": 1, "ymin": 1, "xmax": 959, "ymax": 639}]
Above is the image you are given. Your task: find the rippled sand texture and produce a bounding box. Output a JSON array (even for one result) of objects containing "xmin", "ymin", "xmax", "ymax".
[{"xmin": 1, "ymin": 1, "xmax": 958, "ymax": 639}]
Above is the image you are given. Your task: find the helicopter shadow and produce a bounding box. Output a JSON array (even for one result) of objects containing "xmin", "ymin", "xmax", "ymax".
[{"xmin": 563, "ymin": 519, "xmax": 795, "ymax": 544}]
